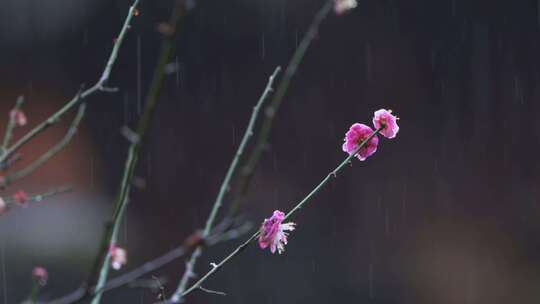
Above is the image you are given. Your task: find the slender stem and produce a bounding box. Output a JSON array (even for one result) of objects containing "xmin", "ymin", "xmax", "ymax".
[
  {"xmin": 44, "ymin": 233, "xmax": 203, "ymax": 304},
  {"xmin": 42, "ymin": 222, "xmax": 252, "ymax": 304},
  {"xmin": 29, "ymin": 283, "xmax": 39, "ymax": 303},
  {"xmin": 169, "ymin": 67, "xmax": 282, "ymax": 302},
  {"xmin": 180, "ymin": 127, "xmax": 383, "ymax": 298},
  {"xmin": 86, "ymin": 2, "xmax": 190, "ymax": 304},
  {"xmin": 2, "ymin": 103, "xmax": 86, "ymax": 187},
  {"xmin": 3, "ymin": 186, "xmax": 72, "ymax": 208},
  {"xmin": 203, "ymin": 66, "xmax": 281, "ymax": 237},
  {"xmin": 0, "ymin": 0, "xmax": 139, "ymax": 166},
  {"xmin": 2, "ymin": 96, "xmax": 25, "ymax": 151},
  {"xmin": 228, "ymin": 0, "xmax": 334, "ymax": 216}
]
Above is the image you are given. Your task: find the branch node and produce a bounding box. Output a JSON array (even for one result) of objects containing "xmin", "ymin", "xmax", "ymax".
[
  {"xmin": 99, "ymin": 86, "xmax": 120, "ymax": 93},
  {"xmin": 198, "ymin": 286, "xmax": 226, "ymax": 296},
  {"xmin": 121, "ymin": 126, "xmax": 141, "ymax": 144}
]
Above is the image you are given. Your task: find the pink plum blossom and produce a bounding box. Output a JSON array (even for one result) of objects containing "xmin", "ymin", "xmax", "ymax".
[
  {"xmin": 13, "ymin": 190, "xmax": 29, "ymax": 206},
  {"xmin": 32, "ymin": 266, "xmax": 48, "ymax": 286},
  {"xmin": 342, "ymin": 123, "xmax": 379, "ymax": 161},
  {"xmin": 334, "ymin": 0, "xmax": 357, "ymax": 15},
  {"xmin": 258, "ymin": 210, "xmax": 295, "ymax": 254},
  {"xmin": 372, "ymin": 109, "xmax": 399, "ymax": 139},
  {"xmin": 110, "ymin": 244, "xmax": 127, "ymax": 270},
  {"xmin": 0, "ymin": 198, "xmax": 6, "ymax": 216},
  {"xmin": 10, "ymin": 109, "xmax": 27, "ymax": 127}
]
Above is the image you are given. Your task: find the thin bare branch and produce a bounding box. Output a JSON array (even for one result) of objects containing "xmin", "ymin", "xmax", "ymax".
[
  {"xmin": 3, "ymin": 186, "xmax": 72, "ymax": 209},
  {"xmin": 228, "ymin": 0, "xmax": 334, "ymax": 216},
  {"xmin": 42, "ymin": 221, "xmax": 251, "ymax": 304},
  {"xmin": 198, "ymin": 286, "xmax": 226, "ymax": 296},
  {"xmin": 178, "ymin": 128, "xmax": 383, "ymax": 299},
  {"xmin": 0, "ymin": 0, "xmax": 140, "ymax": 167},
  {"xmin": 85, "ymin": 1, "xmax": 192, "ymax": 304},
  {"xmin": 169, "ymin": 66, "xmax": 281, "ymax": 302},
  {"xmin": 2, "ymin": 103, "xmax": 86, "ymax": 187}
]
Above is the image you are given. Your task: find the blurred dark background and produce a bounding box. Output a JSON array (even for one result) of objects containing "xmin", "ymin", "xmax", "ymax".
[{"xmin": 1, "ymin": 0, "xmax": 540, "ymax": 303}]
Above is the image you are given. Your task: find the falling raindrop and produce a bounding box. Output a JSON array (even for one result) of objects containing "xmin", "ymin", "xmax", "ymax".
[
  {"xmin": 365, "ymin": 43, "xmax": 372, "ymax": 81},
  {"xmin": 303, "ymin": 145, "xmax": 308, "ymax": 169},
  {"xmin": 440, "ymin": 80, "xmax": 446, "ymax": 98},
  {"xmin": 537, "ymin": 0, "xmax": 540, "ymax": 29},
  {"xmin": 231, "ymin": 123, "xmax": 236, "ymax": 146},
  {"xmin": 137, "ymin": 35, "xmax": 142, "ymax": 116},
  {"xmin": 124, "ymin": 210, "xmax": 128, "ymax": 244},
  {"xmin": 368, "ymin": 262, "xmax": 374, "ymax": 299},
  {"xmin": 83, "ymin": 28, "xmax": 89, "ymax": 46},
  {"xmin": 402, "ymin": 178, "xmax": 407, "ymax": 223},
  {"xmin": 430, "ymin": 47, "xmax": 437, "ymax": 71},
  {"xmin": 147, "ymin": 151, "xmax": 152, "ymax": 177},
  {"xmin": 124, "ymin": 92, "xmax": 130, "ymax": 124},
  {"xmin": 1, "ymin": 240, "xmax": 7, "ymax": 304},
  {"xmin": 261, "ymin": 33, "xmax": 265, "ymax": 59},
  {"xmin": 514, "ymin": 75, "xmax": 521, "ymax": 103},
  {"xmin": 384, "ymin": 208, "xmax": 390, "ymax": 236},
  {"xmin": 90, "ymin": 156, "xmax": 94, "ymax": 189},
  {"xmin": 295, "ymin": 29, "xmax": 299, "ymax": 49},
  {"xmin": 273, "ymin": 187, "xmax": 280, "ymax": 208},
  {"xmin": 175, "ymin": 56, "xmax": 180, "ymax": 87}
]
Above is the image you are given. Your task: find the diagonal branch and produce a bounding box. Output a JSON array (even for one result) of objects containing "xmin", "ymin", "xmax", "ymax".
[
  {"xmin": 2, "ymin": 102, "xmax": 86, "ymax": 187},
  {"xmin": 178, "ymin": 127, "xmax": 383, "ymax": 299},
  {"xmin": 228, "ymin": 0, "xmax": 335, "ymax": 216},
  {"xmin": 84, "ymin": 1, "xmax": 193, "ymax": 304},
  {"xmin": 169, "ymin": 66, "xmax": 282, "ymax": 303},
  {"xmin": 0, "ymin": 0, "xmax": 140, "ymax": 167},
  {"xmin": 3, "ymin": 186, "xmax": 72, "ymax": 209}
]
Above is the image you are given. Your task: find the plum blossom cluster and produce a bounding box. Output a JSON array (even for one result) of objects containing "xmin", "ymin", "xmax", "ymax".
[
  {"xmin": 342, "ymin": 109, "xmax": 399, "ymax": 161},
  {"xmin": 258, "ymin": 109, "xmax": 398, "ymax": 255}
]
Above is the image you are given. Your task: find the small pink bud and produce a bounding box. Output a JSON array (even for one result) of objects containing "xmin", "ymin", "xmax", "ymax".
[
  {"xmin": 10, "ymin": 109, "xmax": 27, "ymax": 126},
  {"xmin": 13, "ymin": 190, "xmax": 29, "ymax": 206},
  {"xmin": 32, "ymin": 266, "xmax": 48, "ymax": 286},
  {"xmin": 334, "ymin": 0, "xmax": 357, "ymax": 15},
  {"xmin": 109, "ymin": 244, "xmax": 127, "ymax": 270}
]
